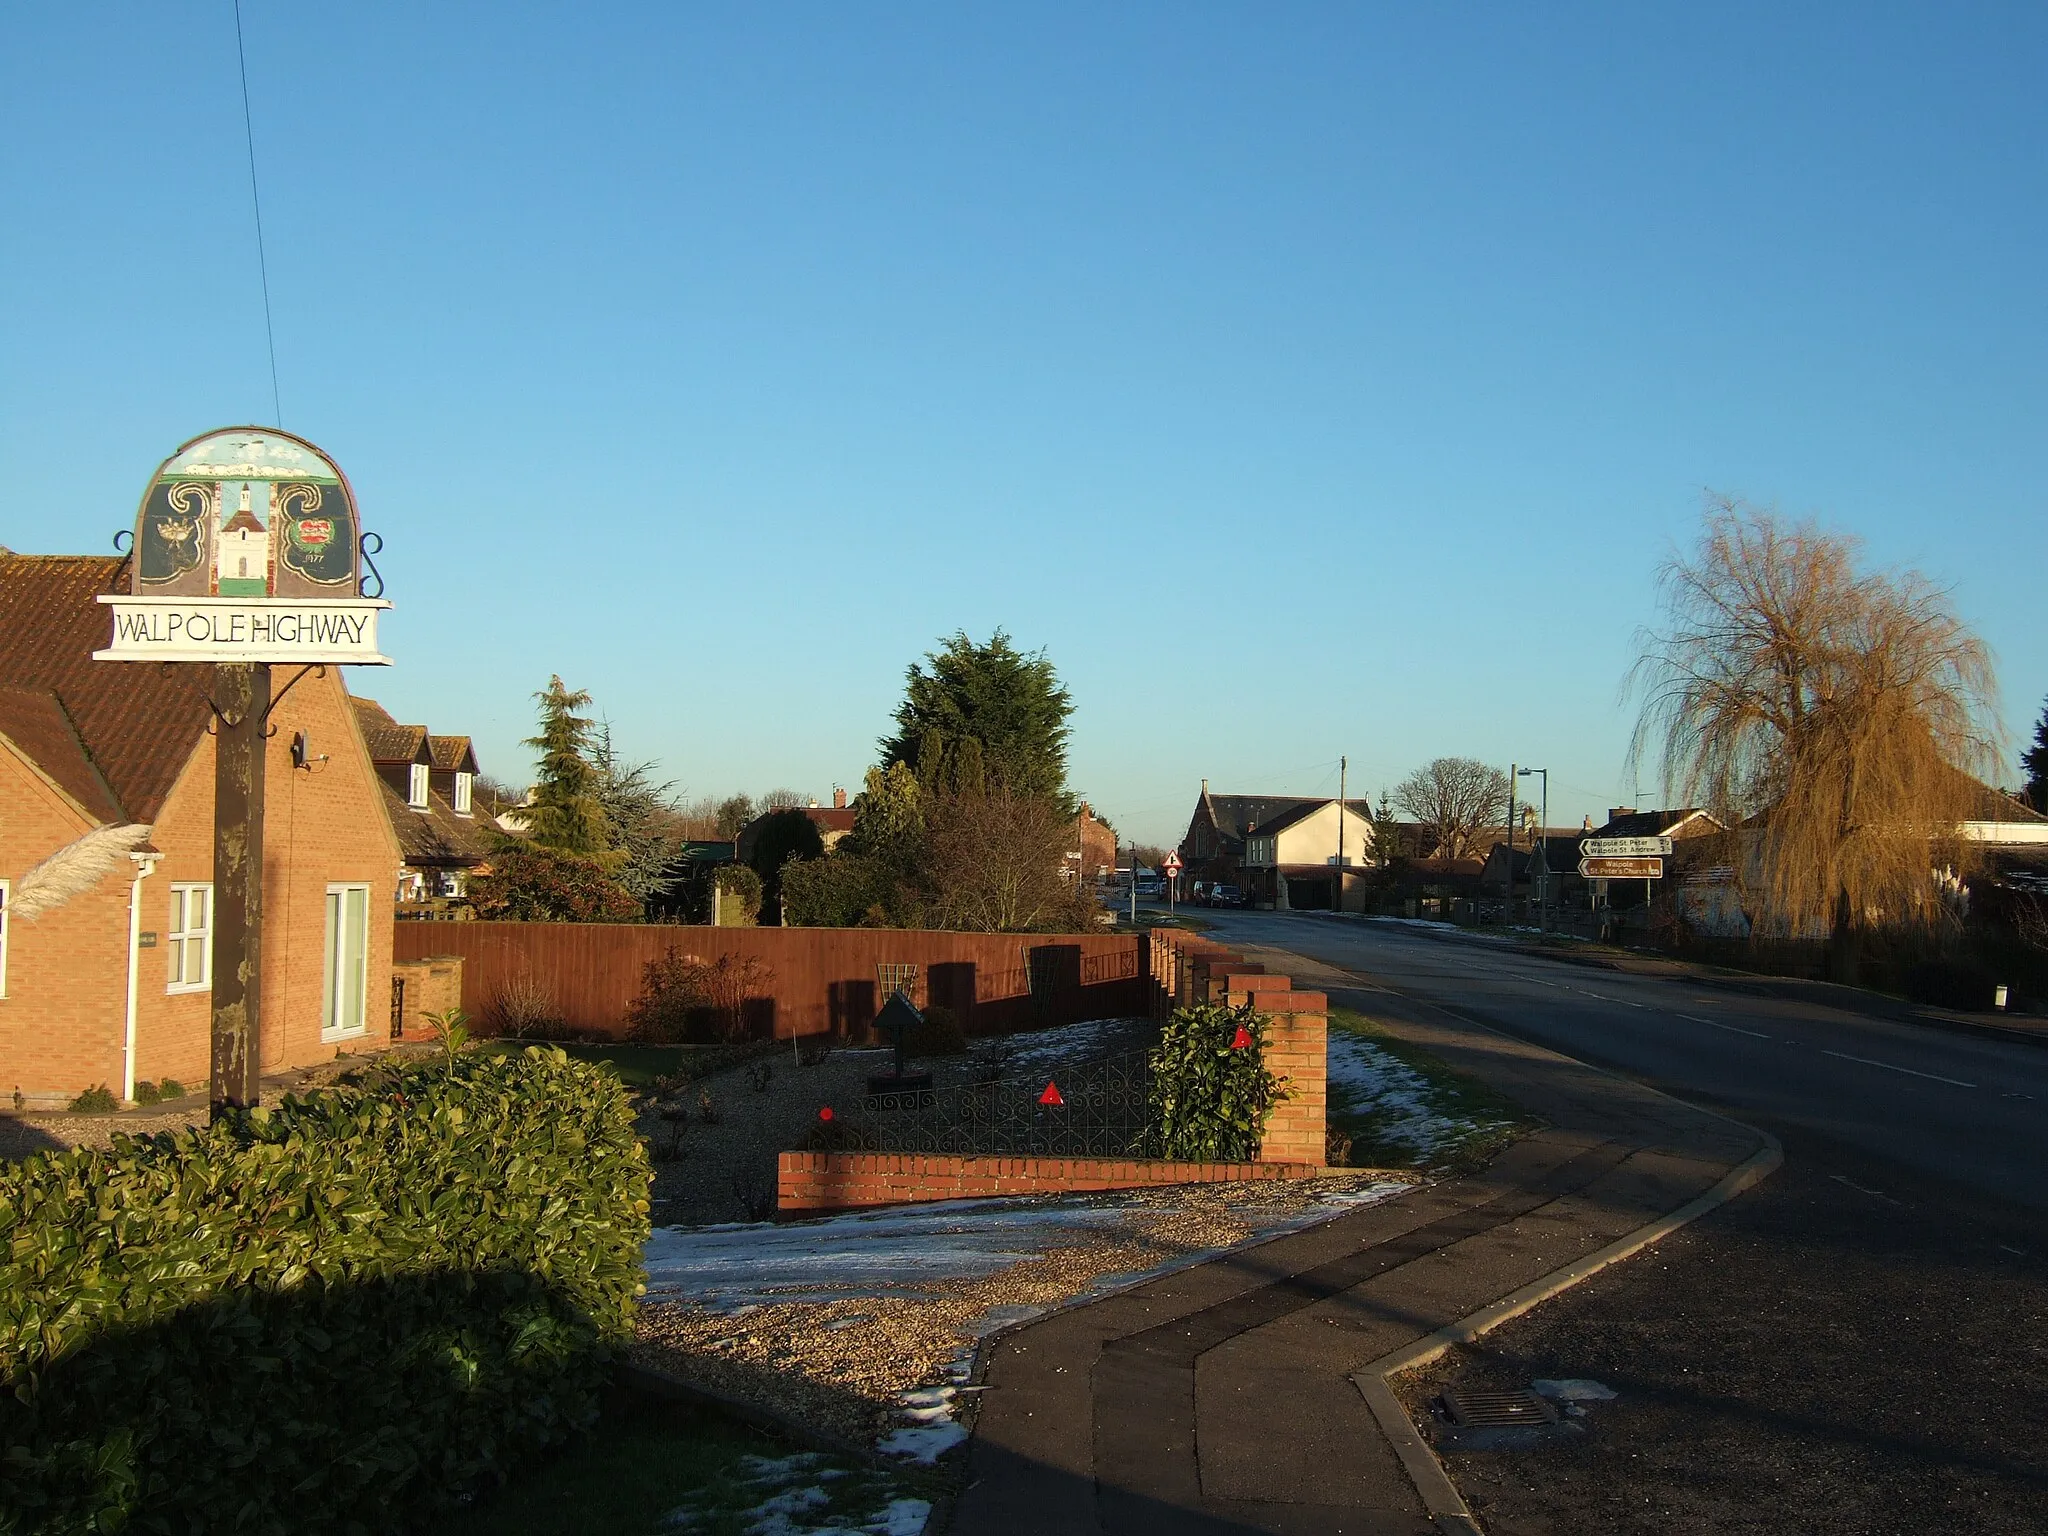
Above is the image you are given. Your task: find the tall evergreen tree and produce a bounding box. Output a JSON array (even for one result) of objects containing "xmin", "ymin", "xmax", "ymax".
[
  {"xmin": 2024, "ymin": 694, "xmax": 2048, "ymax": 810},
  {"xmin": 880, "ymin": 630, "xmax": 1073, "ymax": 805},
  {"xmin": 522, "ymin": 676, "xmax": 611, "ymax": 857}
]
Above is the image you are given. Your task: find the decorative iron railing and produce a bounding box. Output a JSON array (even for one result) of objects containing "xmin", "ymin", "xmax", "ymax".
[{"xmin": 825, "ymin": 1046, "xmax": 1157, "ymax": 1157}]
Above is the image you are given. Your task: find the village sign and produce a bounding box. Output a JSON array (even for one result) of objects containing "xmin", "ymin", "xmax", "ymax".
[{"xmin": 95, "ymin": 427, "xmax": 390, "ymax": 1116}]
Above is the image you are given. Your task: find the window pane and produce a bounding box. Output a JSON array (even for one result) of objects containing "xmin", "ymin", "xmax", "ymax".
[
  {"xmin": 345, "ymin": 888, "xmax": 368, "ymax": 1030},
  {"xmin": 323, "ymin": 889, "xmax": 341, "ymax": 1032}
]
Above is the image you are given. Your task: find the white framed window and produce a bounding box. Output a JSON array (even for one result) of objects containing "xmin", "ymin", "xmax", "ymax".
[
  {"xmin": 166, "ymin": 883, "xmax": 212, "ymax": 993},
  {"xmin": 437, "ymin": 869, "xmax": 467, "ymax": 898},
  {"xmin": 453, "ymin": 770, "xmax": 474, "ymax": 816},
  {"xmin": 407, "ymin": 762, "xmax": 430, "ymax": 809},
  {"xmin": 322, "ymin": 883, "xmax": 371, "ymax": 1038},
  {"xmin": 0, "ymin": 879, "xmax": 10, "ymax": 999}
]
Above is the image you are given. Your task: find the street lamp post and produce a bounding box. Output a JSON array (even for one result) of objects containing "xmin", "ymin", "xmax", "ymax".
[{"xmin": 1518, "ymin": 766, "xmax": 1549, "ymax": 931}]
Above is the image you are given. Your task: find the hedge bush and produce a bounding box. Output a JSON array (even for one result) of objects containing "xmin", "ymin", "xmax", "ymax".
[
  {"xmin": 0, "ymin": 1046, "xmax": 651, "ymax": 1535},
  {"xmin": 1143, "ymin": 1001, "xmax": 1289, "ymax": 1161}
]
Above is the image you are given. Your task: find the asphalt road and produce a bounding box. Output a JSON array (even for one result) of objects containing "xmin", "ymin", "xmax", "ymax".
[
  {"xmin": 1183, "ymin": 907, "xmax": 2048, "ymax": 1533},
  {"xmin": 1191, "ymin": 908, "xmax": 2048, "ymax": 1213}
]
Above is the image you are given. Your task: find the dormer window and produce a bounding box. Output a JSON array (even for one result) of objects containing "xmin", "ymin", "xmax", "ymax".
[
  {"xmin": 453, "ymin": 771, "xmax": 473, "ymax": 816},
  {"xmin": 408, "ymin": 763, "xmax": 430, "ymax": 809}
]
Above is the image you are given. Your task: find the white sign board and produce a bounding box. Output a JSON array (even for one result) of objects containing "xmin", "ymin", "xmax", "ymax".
[
  {"xmin": 1162, "ymin": 851, "xmax": 1183, "ymax": 872},
  {"xmin": 1582, "ymin": 835, "xmax": 1672, "ymax": 858},
  {"xmin": 96, "ymin": 596, "xmax": 393, "ymax": 665}
]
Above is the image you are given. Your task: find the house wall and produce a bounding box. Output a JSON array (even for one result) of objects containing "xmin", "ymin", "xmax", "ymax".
[
  {"xmin": 128, "ymin": 668, "xmax": 403, "ymax": 1093},
  {"xmin": 0, "ymin": 750, "xmax": 133, "ymax": 1104},
  {"xmin": 1241, "ymin": 804, "xmax": 1376, "ymax": 871}
]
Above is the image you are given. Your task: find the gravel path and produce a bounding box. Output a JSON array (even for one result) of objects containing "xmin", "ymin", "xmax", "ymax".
[{"xmin": 632, "ymin": 1174, "xmax": 1414, "ymax": 1453}]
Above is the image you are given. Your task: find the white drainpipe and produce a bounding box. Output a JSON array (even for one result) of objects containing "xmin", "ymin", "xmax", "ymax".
[{"xmin": 123, "ymin": 851, "xmax": 159, "ymax": 1103}]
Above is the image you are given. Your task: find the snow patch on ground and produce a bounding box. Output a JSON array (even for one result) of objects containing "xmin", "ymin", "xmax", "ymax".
[
  {"xmin": 644, "ymin": 1200, "xmax": 1135, "ymax": 1307},
  {"xmin": 1325, "ymin": 1028, "xmax": 1505, "ymax": 1158},
  {"xmin": 988, "ymin": 1016, "xmax": 1151, "ymax": 1073},
  {"xmin": 660, "ymin": 1452, "xmax": 931, "ymax": 1536}
]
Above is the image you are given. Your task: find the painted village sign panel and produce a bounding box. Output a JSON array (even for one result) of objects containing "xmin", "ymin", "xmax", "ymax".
[{"xmin": 97, "ymin": 427, "xmax": 391, "ymax": 664}]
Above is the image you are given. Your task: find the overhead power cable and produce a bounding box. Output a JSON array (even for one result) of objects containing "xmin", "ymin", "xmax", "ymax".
[{"xmin": 233, "ymin": 0, "xmax": 283, "ymax": 427}]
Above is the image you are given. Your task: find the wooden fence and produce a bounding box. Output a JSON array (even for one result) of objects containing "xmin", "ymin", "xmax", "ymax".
[{"xmin": 391, "ymin": 922, "xmax": 1149, "ymax": 1041}]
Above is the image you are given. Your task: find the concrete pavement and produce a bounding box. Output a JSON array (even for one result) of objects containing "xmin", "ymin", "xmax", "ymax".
[{"xmin": 950, "ymin": 941, "xmax": 1774, "ymax": 1535}]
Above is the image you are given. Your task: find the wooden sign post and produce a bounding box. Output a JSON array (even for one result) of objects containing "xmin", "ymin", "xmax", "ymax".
[{"xmin": 97, "ymin": 428, "xmax": 391, "ymax": 1118}]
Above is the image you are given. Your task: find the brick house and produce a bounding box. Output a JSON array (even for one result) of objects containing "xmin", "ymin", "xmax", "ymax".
[
  {"xmin": 349, "ymin": 696, "xmax": 493, "ymax": 912},
  {"xmin": 0, "ymin": 553, "xmax": 402, "ymax": 1107}
]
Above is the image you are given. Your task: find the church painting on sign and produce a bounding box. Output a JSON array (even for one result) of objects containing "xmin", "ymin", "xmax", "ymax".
[{"xmin": 136, "ymin": 430, "xmax": 359, "ymax": 599}]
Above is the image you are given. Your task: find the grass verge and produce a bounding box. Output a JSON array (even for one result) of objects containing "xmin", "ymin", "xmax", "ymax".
[
  {"xmin": 1322, "ymin": 1007, "xmax": 1537, "ymax": 1176},
  {"xmin": 441, "ymin": 1392, "xmax": 942, "ymax": 1536}
]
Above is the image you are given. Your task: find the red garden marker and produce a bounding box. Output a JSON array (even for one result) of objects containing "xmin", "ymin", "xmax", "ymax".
[
  {"xmin": 1039, "ymin": 1080, "xmax": 1064, "ymax": 1107},
  {"xmin": 1231, "ymin": 1026, "xmax": 1253, "ymax": 1049},
  {"xmin": 819, "ymin": 1105, "xmax": 835, "ymax": 1122}
]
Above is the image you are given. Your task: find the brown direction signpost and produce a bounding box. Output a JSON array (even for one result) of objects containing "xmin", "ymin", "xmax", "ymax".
[
  {"xmin": 96, "ymin": 428, "xmax": 391, "ymax": 1117},
  {"xmin": 1578, "ymin": 856, "xmax": 1665, "ymax": 880}
]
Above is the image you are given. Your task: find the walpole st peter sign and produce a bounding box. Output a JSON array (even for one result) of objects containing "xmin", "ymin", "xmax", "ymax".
[{"xmin": 95, "ymin": 428, "xmax": 392, "ymax": 1117}]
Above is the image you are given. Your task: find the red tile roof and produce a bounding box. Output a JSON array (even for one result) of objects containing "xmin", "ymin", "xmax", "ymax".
[
  {"xmin": 427, "ymin": 733, "xmax": 477, "ymax": 773},
  {"xmin": 348, "ymin": 695, "xmax": 429, "ymax": 764},
  {"xmin": 0, "ymin": 685, "xmax": 125, "ymax": 824},
  {"xmin": 0, "ymin": 554, "xmax": 210, "ymax": 822}
]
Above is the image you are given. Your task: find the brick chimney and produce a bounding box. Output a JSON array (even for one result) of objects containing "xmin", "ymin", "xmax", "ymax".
[{"xmin": 832, "ymin": 786, "xmax": 847, "ymax": 809}]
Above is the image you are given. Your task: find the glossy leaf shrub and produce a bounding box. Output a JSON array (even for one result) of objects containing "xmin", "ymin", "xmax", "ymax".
[
  {"xmin": 1143, "ymin": 1001, "xmax": 1289, "ymax": 1161},
  {"xmin": 0, "ymin": 1046, "xmax": 651, "ymax": 1535}
]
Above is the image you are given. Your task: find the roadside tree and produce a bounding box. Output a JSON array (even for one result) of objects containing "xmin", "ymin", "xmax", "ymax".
[
  {"xmin": 747, "ymin": 808, "xmax": 825, "ymax": 924},
  {"xmin": 522, "ymin": 676, "xmax": 612, "ymax": 858},
  {"xmin": 880, "ymin": 630, "xmax": 1074, "ymax": 804},
  {"xmin": 469, "ymin": 843, "xmax": 638, "ymax": 922},
  {"xmin": 2024, "ymin": 695, "xmax": 2048, "ymax": 811},
  {"xmin": 1392, "ymin": 758, "xmax": 1509, "ymax": 862},
  {"xmin": 1630, "ymin": 497, "xmax": 1998, "ymax": 970}
]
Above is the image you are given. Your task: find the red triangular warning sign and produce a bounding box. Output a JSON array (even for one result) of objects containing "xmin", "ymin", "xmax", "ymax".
[
  {"xmin": 1231, "ymin": 1025, "xmax": 1253, "ymax": 1049},
  {"xmin": 1039, "ymin": 1080, "xmax": 1064, "ymax": 1107}
]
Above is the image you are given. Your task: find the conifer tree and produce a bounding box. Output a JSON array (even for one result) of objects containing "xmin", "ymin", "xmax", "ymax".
[
  {"xmin": 2024, "ymin": 695, "xmax": 2048, "ymax": 811},
  {"xmin": 522, "ymin": 676, "xmax": 612, "ymax": 857}
]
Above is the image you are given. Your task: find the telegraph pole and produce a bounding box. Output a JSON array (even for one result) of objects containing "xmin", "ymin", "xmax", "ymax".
[
  {"xmin": 211, "ymin": 660, "xmax": 269, "ymax": 1115},
  {"xmin": 1335, "ymin": 754, "xmax": 1347, "ymax": 913}
]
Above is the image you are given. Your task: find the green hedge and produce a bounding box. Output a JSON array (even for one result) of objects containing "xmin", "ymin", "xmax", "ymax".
[
  {"xmin": 1144, "ymin": 1001, "xmax": 1288, "ymax": 1161},
  {"xmin": 0, "ymin": 1046, "xmax": 651, "ymax": 1535}
]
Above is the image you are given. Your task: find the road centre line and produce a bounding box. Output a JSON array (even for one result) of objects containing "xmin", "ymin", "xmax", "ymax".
[
  {"xmin": 1684, "ymin": 1015, "xmax": 1772, "ymax": 1039},
  {"xmin": 1820, "ymin": 1050, "xmax": 1976, "ymax": 1089}
]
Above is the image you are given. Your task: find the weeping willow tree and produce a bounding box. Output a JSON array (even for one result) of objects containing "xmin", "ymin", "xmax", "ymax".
[{"xmin": 1630, "ymin": 499, "xmax": 2000, "ymax": 971}]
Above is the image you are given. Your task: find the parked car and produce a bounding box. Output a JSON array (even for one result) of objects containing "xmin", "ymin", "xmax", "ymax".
[
  {"xmin": 1192, "ymin": 881, "xmax": 1211, "ymax": 905},
  {"xmin": 1209, "ymin": 883, "xmax": 1245, "ymax": 908},
  {"xmin": 1136, "ymin": 876, "xmax": 1166, "ymax": 899}
]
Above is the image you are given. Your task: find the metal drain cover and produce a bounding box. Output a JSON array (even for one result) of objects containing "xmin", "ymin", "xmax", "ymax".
[{"xmin": 1440, "ymin": 1389, "xmax": 1558, "ymax": 1428}]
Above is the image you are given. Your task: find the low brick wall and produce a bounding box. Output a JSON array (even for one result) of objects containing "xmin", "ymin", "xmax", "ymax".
[
  {"xmin": 390, "ymin": 955, "xmax": 463, "ymax": 1041},
  {"xmin": 777, "ymin": 1151, "xmax": 1323, "ymax": 1214}
]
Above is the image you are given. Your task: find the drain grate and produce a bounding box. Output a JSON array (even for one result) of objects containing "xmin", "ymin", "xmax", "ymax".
[{"xmin": 1439, "ymin": 1389, "xmax": 1558, "ymax": 1429}]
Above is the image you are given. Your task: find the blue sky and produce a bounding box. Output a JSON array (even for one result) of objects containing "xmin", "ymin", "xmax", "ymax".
[{"xmin": 4, "ymin": 4, "xmax": 2043, "ymax": 843}]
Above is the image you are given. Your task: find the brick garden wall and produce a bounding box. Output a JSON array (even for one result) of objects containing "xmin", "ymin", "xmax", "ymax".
[
  {"xmin": 776, "ymin": 1151, "xmax": 1324, "ymax": 1214},
  {"xmin": 772, "ymin": 927, "xmax": 1332, "ymax": 1213}
]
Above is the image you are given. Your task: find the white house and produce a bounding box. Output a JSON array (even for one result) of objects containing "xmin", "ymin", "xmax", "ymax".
[{"xmin": 1239, "ymin": 798, "xmax": 1378, "ymax": 910}]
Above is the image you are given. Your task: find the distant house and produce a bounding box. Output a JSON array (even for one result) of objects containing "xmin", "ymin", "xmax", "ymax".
[
  {"xmin": 1178, "ymin": 780, "xmax": 1375, "ymax": 907},
  {"xmin": 736, "ymin": 789, "xmax": 856, "ymax": 865},
  {"xmin": 0, "ymin": 553, "xmax": 402, "ymax": 1107},
  {"xmin": 350, "ymin": 697, "xmax": 494, "ymax": 912},
  {"xmin": 1070, "ymin": 802, "xmax": 1118, "ymax": 884}
]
